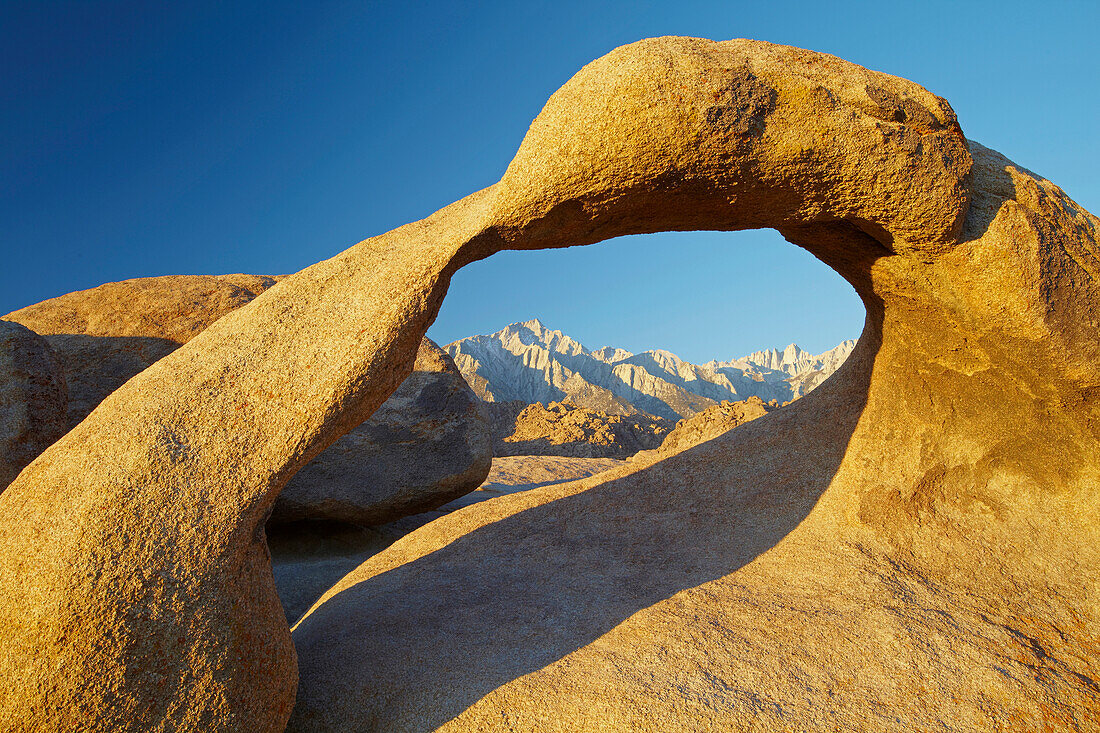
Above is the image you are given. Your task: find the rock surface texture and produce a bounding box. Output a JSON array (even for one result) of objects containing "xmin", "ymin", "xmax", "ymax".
[
  {"xmin": 0, "ymin": 321, "xmax": 67, "ymax": 491},
  {"xmin": 0, "ymin": 37, "xmax": 1097, "ymax": 732},
  {"xmin": 272, "ymin": 339, "xmax": 491, "ymax": 525},
  {"xmin": 5, "ymin": 277, "xmax": 491, "ymax": 528},
  {"xmin": 657, "ymin": 395, "xmax": 776, "ymax": 454},
  {"xmin": 4, "ymin": 274, "xmax": 279, "ymax": 428},
  {"xmin": 484, "ymin": 399, "xmax": 670, "ymax": 458}
]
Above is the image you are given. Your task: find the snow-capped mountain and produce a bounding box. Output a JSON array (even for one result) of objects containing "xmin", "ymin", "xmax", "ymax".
[{"xmin": 445, "ymin": 319, "xmax": 856, "ymax": 421}]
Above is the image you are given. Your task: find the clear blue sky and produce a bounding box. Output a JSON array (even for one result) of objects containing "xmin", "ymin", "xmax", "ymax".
[{"xmin": 3, "ymin": 2, "xmax": 1097, "ymax": 362}]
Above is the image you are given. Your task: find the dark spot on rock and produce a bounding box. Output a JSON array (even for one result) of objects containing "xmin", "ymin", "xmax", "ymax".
[
  {"xmin": 865, "ymin": 84, "xmax": 941, "ymax": 132},
  {"xmin": 866, "ymin": 84, "xmax": 901, "ymax": 112},
  {"xmin": 704, "ymin": 66, "xmax": 777, "ymax": 140},
  {"xmin": 706, "ymin": 106, "xmax": 729, "ymax": 126}
]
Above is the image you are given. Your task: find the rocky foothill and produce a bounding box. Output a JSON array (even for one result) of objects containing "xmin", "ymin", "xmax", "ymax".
[
  {"xmin": 482, "ymin": 399, "xmax": 672, "ymax": 458},
  {"xmin": 656, "ymin": 395, "xmax": 778, "ymax": 454},
  {"xmin": 0, "ymin": 37, "xmax": 1097, "ymax": 733}
]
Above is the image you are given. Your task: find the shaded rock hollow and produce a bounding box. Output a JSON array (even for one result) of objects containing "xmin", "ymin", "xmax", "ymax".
[
  {"xmin": 269, "ymin": 455, "xmax": 621, "ymax": 625},
  {"xmin": 0, "ymin": 321, "xmax": 67, "ymax": 491},
  {"xmin": 0, "ymin": 36, "xmax": 1096, "ymax": 732}
]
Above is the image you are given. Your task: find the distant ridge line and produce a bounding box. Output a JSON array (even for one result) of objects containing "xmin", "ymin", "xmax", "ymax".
[{"xmin": 445, "ymin": 319, "xmax": 856, "ymax": 421}]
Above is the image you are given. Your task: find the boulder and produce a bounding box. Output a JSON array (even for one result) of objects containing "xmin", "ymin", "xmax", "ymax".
[
  {"xmin": 657, "ymin": 396, "xmax": 776, "ymax": 454},
  {"xmin": 4, "ymin": 274, "xmax": 279, "ymax": 428},
  {"xmin": 0, "ymin": 321, "xmax": 67, "ymax": 491},
  {"xmin": 271, "ymin": 339, "xmax": 491, "ymax": 526},
  {"xmin": 5, "ymin": 273, "xmax": 280, "ymax": 343},
  {"xmin": 0, "ymin": 37, "xmax": 1097, "ymax": 732},
  {"xmin": 485, "ymin": 399, "xmax": 670, "ymax": 458}
]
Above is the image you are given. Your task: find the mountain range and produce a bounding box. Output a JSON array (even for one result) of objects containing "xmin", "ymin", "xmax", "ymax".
[{"xmin": 444, "ymin": 319, "xmax": 856, "ymax": 421}]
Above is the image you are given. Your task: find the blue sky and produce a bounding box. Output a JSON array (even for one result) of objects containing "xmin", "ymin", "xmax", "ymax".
[{"xmin": 3, "ymin": 1, "xmax": 1097, "ymax": 362}]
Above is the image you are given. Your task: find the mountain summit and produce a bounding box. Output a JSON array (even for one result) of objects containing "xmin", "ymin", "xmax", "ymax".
[{"xmin": 445, "ymin": 321, "xmax": 856, "ymax": 420}]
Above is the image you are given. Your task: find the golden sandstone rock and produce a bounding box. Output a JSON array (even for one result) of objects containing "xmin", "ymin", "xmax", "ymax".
[{"xmin": 1, "ymin": 37, "xmax": 1098, "ymax": 731}]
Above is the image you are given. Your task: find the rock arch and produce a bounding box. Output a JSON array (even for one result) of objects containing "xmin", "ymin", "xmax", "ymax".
[{"xmin": 1, "ymin": 37, "xmax": 1097, "ymax": 731}]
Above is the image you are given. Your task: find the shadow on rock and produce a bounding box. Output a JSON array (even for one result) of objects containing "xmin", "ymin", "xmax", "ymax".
[{"xmin": 288, "ymin": 324, "xmax": 879, "ymax": 731}]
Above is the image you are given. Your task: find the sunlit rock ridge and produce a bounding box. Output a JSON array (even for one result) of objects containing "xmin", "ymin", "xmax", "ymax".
[{"xmin": 445, "ymin": 319, "xmax": 856, "ymax": 420}]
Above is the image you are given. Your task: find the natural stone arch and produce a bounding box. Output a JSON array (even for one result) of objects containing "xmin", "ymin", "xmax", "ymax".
[{"xmin": 0, "ymin": 37, "xmax": 1097, "ymax": 731}]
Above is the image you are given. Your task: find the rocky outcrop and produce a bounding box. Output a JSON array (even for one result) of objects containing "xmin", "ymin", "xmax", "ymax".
[
  {"xmin": 286, "ymin": 42, "xmax": 1099, "ymax": 731},
  {"xmin": 1, "ymin": 37, "xmax": 1098, "ymax": 732},
  {"xmin": 5, "ymin": 273, "xmax": 280, "ymax": 343},
  {"xmin": 0, "ymin": 321, "xmax": 67, "ymax": 491},
  {"xmin": 447, "ymin": 319, "xmax": 855, "ymax": 419},
  {"xmin": 272, "ymin": 339, "xmax": 491, "ymax": 525},
  {"xmin": 5, "ymin": 277, "xmax": 491, "ymax": 528},
  {"xmin": 657, "ymin": 396, "xmax": 776, "ymax": 454},
  {"xmin": 4, "ymin": 274, "xmax": 279, "ymax": 428},
  {"xmin": 0, "ymin": 275, "xmax": 490, "ymax": 730},
  {"xmin": 485, "ymin": 399, "xmax": 670, "ymax": 458}
]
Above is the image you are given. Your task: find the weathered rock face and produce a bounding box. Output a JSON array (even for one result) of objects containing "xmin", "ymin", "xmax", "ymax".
[
  {"xmin": 485, "ymin": 399, "xmax": 670, "ymax": 458},
  {"xmin": 5, "ymin": 277, "xmax": 491, "ymax": 528},
  {"xmin": 1, "ymin": 37, "xmax": 1097, "ymax": 732},
  {"xmin": 272, "ymin": 339, "xmax": 491, "ymax": 526},
  {"xmin": 4, "ymin": 274, "xmax": 279, "ymax": 428},
  {"xmin": 0, "ymin": 321, "xmax": 67, "ymax": 491},
  {"xmin": 5, "ymin": 273, "xmax": 280, "ymax": 343},
  {"xmin": 657, "ymin": 396, "xmax": 776, "ymax": 454}
]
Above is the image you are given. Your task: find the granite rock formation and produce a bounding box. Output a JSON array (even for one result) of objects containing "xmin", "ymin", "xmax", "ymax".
[
  {"xmin": 4, "ymin": 274, "xmax": 279, "ymax": 428},
  {"xmin": 658, "ymin": 395, "xmax": 776, "ymax": 454},
  {"xmin": 5, "ymin": 277, "xmax": 491, "ymax": 528},
  {"xmin": 0, "ymin": 321, "xmax": 67, "ymax": 491},
  {"xmin": 271, "ymin": 339, "xmax": 491, "ymax": 526},
  {"xmin": 0, "ymin": 36, "xmax": 1097, "ymax": 732},
  {"xmin": 483, "ymin": 399, "xmax": 670, "ymax": 458}
]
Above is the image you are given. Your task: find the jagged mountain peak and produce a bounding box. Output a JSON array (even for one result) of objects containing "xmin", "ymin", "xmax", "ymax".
[
  {"xmin": 591, "ymin": 346, "xmax": 634, "ymax": 364},
  {"xmin": 446, "ymin": 320, "xmax": 855, "ymax": 420},
  {"xmin": 496, "ymin": 318, "xmax": 587, "ymax": 356}
]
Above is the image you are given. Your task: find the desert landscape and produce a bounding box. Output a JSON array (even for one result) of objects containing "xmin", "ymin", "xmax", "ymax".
[{"xmin": 1, "ymin": 8, "xmax": 1099, "ymax": 733}]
